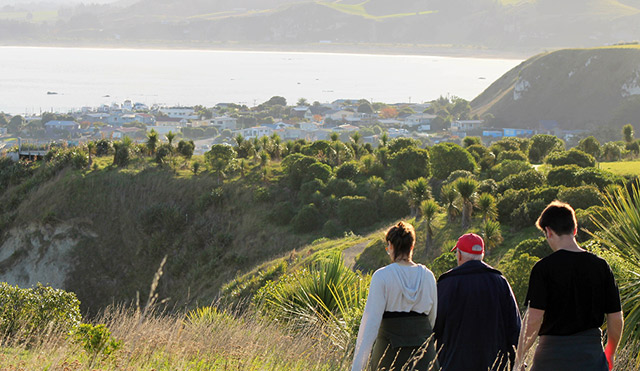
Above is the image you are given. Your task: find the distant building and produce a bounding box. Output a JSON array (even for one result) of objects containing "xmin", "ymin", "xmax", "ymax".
[
  {"xmin": 451, "ymin": 120, "xmax": 484, "ymax": 131},
  {"xmin": 405, "ymin": 113, "xmax": 436, "ymax": 127},
  {"xmin": 240, "ymin": 126, "xmax": 274, "ymax": 139},
  {"xmin": 483, "ymin": 130, "xmax": 503, "ymax": 138},
  {"xmin": 159, "ymin": 107, "xmax": 199, "ymax": 120},
  {"xmin": 0, "ymin": 127, "xmax": 7, "ymax": 135},
  {"xmin": 45, "ymin": 120, "xmax": 80, "ymax": 133},
  {"xmin": 503, "ymin": 128, "xmax": 534, "ymax": 137},
  {"xmin": 210, "ymin": 116, "xmax": 237, "ymax": 130}
]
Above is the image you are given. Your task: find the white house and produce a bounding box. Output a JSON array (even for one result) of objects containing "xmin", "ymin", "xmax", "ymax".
[
  {"xmin": 240, "ymin": 126, "xmax": 274, "ymax": 139},
  {"xmin": 45, "ymin": 120, "xmax": 80, "ymax": 133},
  {"xmin": 123, "ymin": 100, "xmax": 133, "ymax": 111},
  {"xmin": 160, "ymin": 106, "xmax": 200, "ymax": 120},
  {"xmin": 325, "ymin": 109, "xmax": 356, "ymax": 121},
  {"xmin": 388, "ymin": 128, "xmax": 410, "ymax": 138},
  {"xmin": 405, "ymin": 113, "xmax": 436, "ymax": 127},
  {"xmin": 211, "ymin": 116, "xmax": 237, "ymax": 130},
  {"xmin": 451, "ymin": 120, "xmax": 484, "ymax": 131},
  {"xmin": 300, "ymin": 121, "xmax": 320, "ymax": 131}
]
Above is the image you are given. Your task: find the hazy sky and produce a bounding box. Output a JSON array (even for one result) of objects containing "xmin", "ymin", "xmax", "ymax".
[{"xmin": 0, "ymin": 0, "xmax": 121, "ymax": 5}]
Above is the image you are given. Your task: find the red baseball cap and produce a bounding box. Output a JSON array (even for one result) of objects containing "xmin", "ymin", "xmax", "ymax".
[{"xmin": 451, "ymin": 233, "xmax": 485, "ymax": 254}]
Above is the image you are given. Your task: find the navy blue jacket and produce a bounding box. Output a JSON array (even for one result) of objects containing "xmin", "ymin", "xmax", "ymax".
[{"xmin": 434, "ymin": 260, "xmax": 521, "ymax": 371}]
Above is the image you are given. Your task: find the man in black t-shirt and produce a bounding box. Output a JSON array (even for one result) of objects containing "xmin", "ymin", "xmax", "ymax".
[{"xmin": 514, "ymin": 201, "xmax": 624, "ymax": 371}]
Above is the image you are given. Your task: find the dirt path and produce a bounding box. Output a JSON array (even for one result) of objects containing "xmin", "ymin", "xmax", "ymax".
[{"xmin": 342, "ymin": 240, "xmax": 371, "ymax": 270}]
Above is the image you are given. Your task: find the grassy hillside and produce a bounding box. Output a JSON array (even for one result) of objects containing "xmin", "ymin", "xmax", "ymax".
[{"xmin": 471, "ymin": 47, "xmax": 640, "ymax": 132}]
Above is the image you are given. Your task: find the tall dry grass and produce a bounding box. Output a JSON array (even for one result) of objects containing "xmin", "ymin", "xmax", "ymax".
[{"xmin": 0, "ymin": 305, "xmax": 353, "ymax": 370}]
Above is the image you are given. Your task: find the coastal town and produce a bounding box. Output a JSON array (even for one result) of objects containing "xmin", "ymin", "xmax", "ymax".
[{"xmin": 0, "ymin": 96, "xmax": 581, "ymax": 157}]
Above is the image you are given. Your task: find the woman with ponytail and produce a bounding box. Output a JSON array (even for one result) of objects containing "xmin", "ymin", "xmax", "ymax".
[{"xmin": 351, "ymin": 221, "xmax": 439, "ymax": 371}]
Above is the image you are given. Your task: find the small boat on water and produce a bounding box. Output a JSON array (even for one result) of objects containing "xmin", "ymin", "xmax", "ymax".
[{"xmin": 47, "ymin": 91, "xmax": 58, "ymax": 95}]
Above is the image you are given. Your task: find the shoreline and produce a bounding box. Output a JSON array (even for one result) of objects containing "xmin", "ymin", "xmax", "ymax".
[{"xmin": 0, "ymin": 40, "xmax": 536, "ymax": 60}]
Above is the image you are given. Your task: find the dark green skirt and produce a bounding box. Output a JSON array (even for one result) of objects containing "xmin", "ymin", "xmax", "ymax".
[
  {"xmin": 531, "ymin": 328, "xmax": 608, "ymax": 371},
  {"xmin": 368, "ymin": 314, "xmax": 439, "ymax": 371}
]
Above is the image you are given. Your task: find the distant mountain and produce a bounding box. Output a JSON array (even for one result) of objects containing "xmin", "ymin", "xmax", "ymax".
[
  {"xmin": 471, "ymin": 46, "xmax": 640, "ymax": 133},
  {"xmin": 2, "ymin": 0, "xmax": 640, "ymax": 55}
]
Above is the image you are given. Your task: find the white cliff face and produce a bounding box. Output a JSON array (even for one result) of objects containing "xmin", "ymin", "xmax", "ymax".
[
  {"xmin": 622, "ymin": 69, "xmax": 640, "ymax": 97},
  {"xmin": 513, "ymin": 78, "xmax": 530, "ymax": 100},
  {"xmin": 0, "ymin": 223, "xmax": 95, "ymax": 289}
]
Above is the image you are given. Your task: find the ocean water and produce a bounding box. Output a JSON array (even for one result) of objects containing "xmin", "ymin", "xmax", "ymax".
[{"xmin": 0, "ymin": 46, "xmax": 522, "ymax": 115}]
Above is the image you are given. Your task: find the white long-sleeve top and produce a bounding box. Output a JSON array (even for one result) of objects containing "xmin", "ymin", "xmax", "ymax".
[{"xmin": 351, "ymin": 263, "xmax": 437, "ymax": 371}]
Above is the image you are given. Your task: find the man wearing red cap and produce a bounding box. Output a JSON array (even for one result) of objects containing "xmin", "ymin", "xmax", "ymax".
[{"xmin": 434, "ymin": 233, "xmax": 521, "ymax": 371}]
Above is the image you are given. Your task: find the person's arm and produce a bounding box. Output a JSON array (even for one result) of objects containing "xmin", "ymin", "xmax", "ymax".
[
  {"xmin": 514, "ymin": 307, "xmax": 544, "ymax": 371},
  {"xmin": 351, "ymin": 272, "xmax": 386, "ymax": 371},
  {"xmin": 604, "ymin": 311, "xmax": 624, "ymax": 370}
]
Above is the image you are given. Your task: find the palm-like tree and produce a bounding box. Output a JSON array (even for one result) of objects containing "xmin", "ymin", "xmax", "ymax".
[
  {"xmin": 477, "ymin": 193, "xmax": 497, "ymax": 223},
  {"xmin": 146, "ymin": 129, "xmax": 158, "ymax": 155},
  {"xmin": 588, "ymin": 181, "xmax": 640, "ymax": 345},
  {"xmin": 86, "ymin": 141, "xmax": 95, "ymax": 168},
  {"xmin": 403, "ymin": 177, "xmax": 431, "ymax": 217},
  {"xmin": 454, "ymin": 177, "xmax": 479, "ymax": 230},
  {"xmin": 165, "ymin": 131, "xmax": 176, "ymax": 147},
  {"xmin": 379, "ymin": 133, "xmax": 389, "ymax": 148},
  {"xmin": 482, "ymin": 219, "xmax": 503, "ymax": 252},
  {"xmin": 367, "ymin": 176, "xmax": 385, "ymax": 203},
  {"xmin": 421, "ymin": 199, "xmax": 440, "ymax": 252},
  {"xmin": 440, "ymin": 183, "xmax": 460, "ymax": 223},
  {"xmin": 259, "ymin": 151, "xmax": 270, "ymax": 169}
]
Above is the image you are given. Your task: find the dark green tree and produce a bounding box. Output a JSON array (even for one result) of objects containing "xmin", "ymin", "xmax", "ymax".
[
  {"xmin": 430, "ymin": 143, "xmax": 477, "ymax": 180},
  {"xmin": 388, "ymin": 147, "xmax": 431, "ymax": 183},
  {"xmin": 205, "ymin": 144, "xmax": 236, "ymax": 183},
  {"xmin": 528, "ymin": 134, "xmax": 564, "ymax": 163}
]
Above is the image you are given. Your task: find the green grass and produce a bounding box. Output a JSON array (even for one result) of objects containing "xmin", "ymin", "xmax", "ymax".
[
  {"xmin": 0, "ymin": 11, "xmax": 58, "ymax": 22},
  {"xmin": 600, "ymin": 160, "xmax": 640, "ymax": 175},
  {"xmin": 318, "ymin": 1, "xmax": 435, "ymax": 20}
]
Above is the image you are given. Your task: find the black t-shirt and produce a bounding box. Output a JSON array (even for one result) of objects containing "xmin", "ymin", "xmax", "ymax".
[{"xmin": 525, "ymin": 249, "xmax": 621, "ymax": 336}]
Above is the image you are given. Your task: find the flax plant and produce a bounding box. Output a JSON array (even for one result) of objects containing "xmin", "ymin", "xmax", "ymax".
[{"xmin": 588, "ymin": 181, "xmax": 640, "ymax": 348}]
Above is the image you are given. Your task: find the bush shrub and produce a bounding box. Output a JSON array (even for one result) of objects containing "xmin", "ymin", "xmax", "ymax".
[
  {"xmin": 557, "ymin": 185, "xmax": 605, "ymax": 210},
  {"xmin": 478, "ymin": 179, "xmax": 499, "ymax": 195},
  {"xmin": 337, "ymin": 196, "xmax": 378, "ymax": 230},
  {"xmin": 381, "ymin": 190, "xmax": 410, "ymax": 220},
  {"xmin": 307, "ymin": 162, "xmax": 332, "ymax": 184},
  {"xmin": 498, "ymin": 169, "xmax": 545, "ymax": 192},
  {"xmin": 292, "ymin": 203, "xmax": 324, "ymax": 233},
  {"xmin": 269, "ymin": 201, "xmax": 296, "ymax": 226},
  {"xmin": 335, "ymin": 161, "xmax": 360, "ymax": 180},
  {"xmin": 546, "ymin": 165, "xmax": 581, "ymax": 187},
  {"xmin": 493, "ymin": 160, "xmax": 532, "ymax": 182},
  {"xmin": 0, "ymin": 283, "xmax": 81, "ymax": 343},
  {"xmin": 499, "ymin": 253, "xmax": 540, "ymax": 307},
  {"xmin": 545, "ymin": 149, "xmax": 596, "ymax": 168},
  {"xmin": 497, "ymin": 189, "xmax": 530, "ymax": 223},
  {"xmin": 140, "ymin": 203, "xmax": 185, "ymax": 235},
  {"xmin": 496, "ymin": 150, "xmax": 528, "ymax": 163},
  {"xmin": 326, "ymin": 178, "xmax": 357, "ymax": 198},
  {"xmin": 71, "ymin": 323, "xmax": 122, "ymax": 357},
  {"xmin": 512, "ymin": 237, "xmax": 551, "ymax": 259}
]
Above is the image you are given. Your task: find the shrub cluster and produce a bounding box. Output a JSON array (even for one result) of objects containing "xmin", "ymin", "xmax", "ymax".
[{"xmin": 0, "ymin": 283, "xmax": 81, "ymax": 343}]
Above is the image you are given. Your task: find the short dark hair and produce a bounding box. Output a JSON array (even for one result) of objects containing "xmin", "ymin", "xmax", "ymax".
[
  {"xmin": 385, "ymin": 221, "xmax": 415, "ymax": 260},
  {"xmin": 536, "ymin": 200, "xmax": 577, "ymax": 236}
]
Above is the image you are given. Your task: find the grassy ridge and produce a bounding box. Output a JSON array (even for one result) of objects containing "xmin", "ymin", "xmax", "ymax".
[{"xmin": 600, "ymin": 160, "xmax": 640, "ymax": 175}]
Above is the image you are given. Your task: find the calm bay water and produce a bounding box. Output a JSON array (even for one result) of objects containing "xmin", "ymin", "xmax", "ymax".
[{"xmin": 0, "ymin": 47, "xmax": 522, "ymax": 115}]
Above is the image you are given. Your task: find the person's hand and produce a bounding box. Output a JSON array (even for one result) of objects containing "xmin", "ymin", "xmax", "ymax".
[{"xmin": 605, "ymin": 344, "xmax": 614, "ymax": 370}]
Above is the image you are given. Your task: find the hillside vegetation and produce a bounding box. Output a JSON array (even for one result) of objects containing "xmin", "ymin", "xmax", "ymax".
[
  {"xmin": 472, "ymin": 47, "xmax": 640, "ymax": 133},
  {"xmin": 2, "ymin": 127, "xmax": 640, "ymax": 368},
  {"xmin": 3, "ymin": 0, "xmax": 640, "ymax": 54}
]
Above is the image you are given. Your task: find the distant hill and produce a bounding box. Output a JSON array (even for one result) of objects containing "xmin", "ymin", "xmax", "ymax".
[
  {"xmin": 471, "ymin": 46, "xmax": 640, "ymax": 132},
  {"xmin": 2, "ymin": 0, "xmax": 640, "ymax": 54}
]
